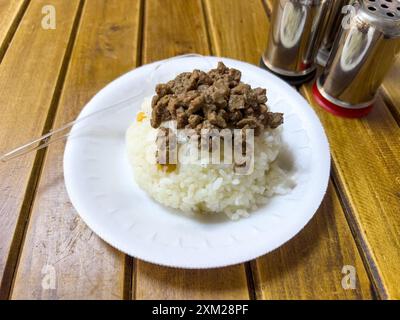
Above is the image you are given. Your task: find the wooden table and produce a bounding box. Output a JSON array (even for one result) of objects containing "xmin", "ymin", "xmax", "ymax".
[{"xmin": 0, "ymin": 0, "xmax": 399, "ymax": 300}]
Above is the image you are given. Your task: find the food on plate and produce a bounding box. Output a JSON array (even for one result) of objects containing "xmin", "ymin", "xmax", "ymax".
[
  {"xmin": 126, "ymin": 62, "xmax": 295, "ymax": 220},
  {"xmin": 150, "ymin": 62, "xmax": 283, "ymax": 133}
]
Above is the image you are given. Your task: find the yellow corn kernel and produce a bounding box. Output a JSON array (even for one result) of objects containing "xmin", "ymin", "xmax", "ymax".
[
  {"xmin": 136, "ymin": 111, "xmax": 147, "ymax": 122},
  {"xmin": 157, "ymin": 163, "xmax": 177, "ymax": 173}
]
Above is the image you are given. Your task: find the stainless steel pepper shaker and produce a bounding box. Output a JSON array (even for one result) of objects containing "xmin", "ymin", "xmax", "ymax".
[
  {"xmin": 260, "ymin": 0, "xmax": 332, "ymax": 85},
  {"xmin": 317, "ymin": 0, "xmax": 352, "ymax": 66},
  {"xmin": 314, "ymin": 0, "xmax": 400, "ymax": 117}
]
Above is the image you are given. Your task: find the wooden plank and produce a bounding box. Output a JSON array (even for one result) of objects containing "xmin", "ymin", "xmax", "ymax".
[
  {"xmin": 135, "ymin": 0, "xmax": 250, "ymax": 300},
  {"xmin": 0, "ymin": 0, "xmax": 82, "ymax": 299},
  {"xmin": 301, "ymin": 86, "xmax": 400, "ymax": 299},
  {"xmin": 11, "ymin": 0, "xmax": 142, "ymax": 300},
  {"xmin": 204, "ymin": 0, "xmax": 269, "ymax": 65},
  {"xmin": 381, "ymin": 56, "xmax": 400, "ymax": 122},
  {"xmin": 136, "ymin": 262, "xmax": 251, "ymax": 300},
  {"xmin": 253, "ymin": 184, "xmax": 372, "ymax": 299},
  {"xmin": 0, "ymin": 0, "xmax": 29, "ymax": 60},
  {"xmin": 204, "ymin": 0, "xmax": 373, "ymax": 299},
  {"xmin": 264, "ymin": 0, "xmax": 400, "ymax": 296},
  {"xmin": 142, "ymin": 0, "xmax": 209, "ymax": 62},
  {"xmin": 262, "ymin": 0, "xmax": 274, "ymax": 17}
]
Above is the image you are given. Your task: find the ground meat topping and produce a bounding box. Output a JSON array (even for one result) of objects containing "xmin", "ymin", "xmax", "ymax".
[{"xmin": 150, "ymin": 62, "xmax": 283, "ymax": 135}]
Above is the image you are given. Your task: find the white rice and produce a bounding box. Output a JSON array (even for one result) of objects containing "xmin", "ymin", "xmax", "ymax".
[{"xmin": 126, "ymin": 99, "xmax": 295, "ymax": 220}]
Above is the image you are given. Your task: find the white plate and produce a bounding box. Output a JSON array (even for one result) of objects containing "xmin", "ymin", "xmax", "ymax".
[{"xmin": 64, "ymin": 56, "xmax": 330, "ymax": 269}]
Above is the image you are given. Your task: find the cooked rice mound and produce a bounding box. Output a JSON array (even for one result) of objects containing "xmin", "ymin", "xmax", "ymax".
[{"xmin": 126, "ymin": 99, "xmax": 294, "ymax": 220}]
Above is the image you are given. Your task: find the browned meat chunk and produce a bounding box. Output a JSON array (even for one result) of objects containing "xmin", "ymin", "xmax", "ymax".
[
  {"xmin": 188, "ymin": 114, "xmax": 203, "ymax": 128},
  {"xmin": 150, "ymin": 62, "xmax": 283, "ymax": 136},
  {"xmin": 187, "ymin": 95, "xmax": 204, "ymax": 114},
  {"xmin": 266, "ymin": 112, "xmax": 284, "ymax": 129},
  {"xmin": 237, "ymin": 117, "xmax": 259, "ymax": 129},
  {"xmin": 156, "ymin": 83, "xmax": 171, "ymax": 97},
  {"xmin": 237, "ymin": 117, "xmax": 264, "ymax": 136},
  {"xmin": 229, "ymin": 110, "xmax": 243, "ymax": 123},
  {"xmin": 229, "ymin": 95, "xmax": 245, "ymax": 110},
  {"xmin": 176, "ymin": 108, "xmax": 188, "ymax": 129},
  {"xmin": 253, "ymin": 87, "xmax": 268, "ymax": 104},
  {"xmin": 208, "ymin": 111, "xmax": 227, "ymax": 128},
  {"xmin": 217, "ymin": 61, "xmax": 228, "ymax": 72},
  {"xmin": 208, "ymin": 87, "xmax": 227, "ymax": 108},
  {"xmin": 232, "ymin": 83, "xmax": 251, "ymax": 95},
  {"xmin": 151, "ymin": 108, "xmax": 162, "ymax": 128}
]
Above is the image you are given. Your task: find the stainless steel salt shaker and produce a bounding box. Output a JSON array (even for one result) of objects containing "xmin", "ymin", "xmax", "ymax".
[
  {"xmin": 314, "ymin": 0, "xmax": 400, "ymax": 117},
  {"xmin": 260, "ymin": 0, "xmax": 332, "ymax": 85},
  {"xmin": 317, "ymin": 0, "xmax": 352, "ymax": 66}
]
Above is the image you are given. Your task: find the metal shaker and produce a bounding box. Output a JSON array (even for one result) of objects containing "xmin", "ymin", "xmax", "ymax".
[
  {"xmin": 317, "ymin": 0, "xmax": 352, "ymax": 66},
  {"xmin": 314, "ymin": 0, "xmax": 400, "ymax": 117},
  {"xmin": 260, "ymin": 0, "xmax": 332, "ymax": 85}
]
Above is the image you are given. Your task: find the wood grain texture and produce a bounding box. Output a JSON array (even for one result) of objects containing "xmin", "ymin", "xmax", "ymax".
[
  {"xmin": 11, "ymin": 0, "xmax": 142, "ymax": 300},
  {"xmin": 263, "ymin": 0, "xmax": 400, "ymax": 298},
  {"xmin": 0, "ymin": 0, "xmax": 395, "ymax": 301},
  {"xmin": 254, "ymin": 184, "xmax": 372, "ymax": 299},
  {"xmin": 381, "ymin": 55, "xmax": 400, "ymax": 122},
  {"xmin": 204, "ymin": 0, "xmax": 373, "ymax": 299},
  {"xmin": 0, "ymin": 0, "xmax": 82, "ymax": 299},
  {"xmin": 134, "ymin": 0, "xmax": 250, "ymax": 300},
  {"xmin": 142, "ymin": 0, "xmax": 210, "ymax": 62},
  {"xmin": 204, "ymin": 0, "xmax": 269, "ymax": 65},
  {"xmin": 0, "ymin": 0, "xmax": 28, "ymax": 60},
  {"xmin": 301, "ymin": 86, "xmax": 400, "ymax": 299},
  {"xmin": 262, "ymin": 0, "xmax": 274, "ymax": 17},
  {"xmin": 136, "ymin": 262, "xmax": 251, "ymax": 300}
]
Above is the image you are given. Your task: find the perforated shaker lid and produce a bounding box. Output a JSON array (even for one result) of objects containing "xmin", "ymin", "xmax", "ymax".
[{"xmin": 360, "ymin": 0, "xmax": 400, "ymax": 37}]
